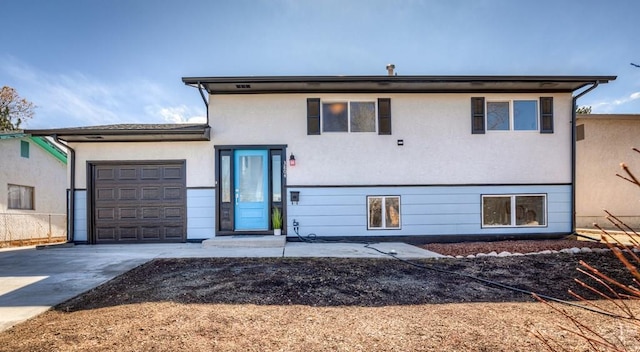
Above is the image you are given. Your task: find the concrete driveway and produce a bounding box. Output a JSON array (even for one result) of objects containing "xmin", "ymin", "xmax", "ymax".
[{"xmin": 0, "ymin": 241, "xmax": 442, "ymax": 332}]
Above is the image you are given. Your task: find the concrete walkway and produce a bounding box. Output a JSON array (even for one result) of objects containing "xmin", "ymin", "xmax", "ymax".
[{"xmin": 0, "ymin": 240, "xmax": 442, "ymax": 332}]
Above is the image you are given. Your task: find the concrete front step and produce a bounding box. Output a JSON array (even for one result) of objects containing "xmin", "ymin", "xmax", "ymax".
[{"xmin": 202, "ymin": 235, "xmax": 286, "ymax": 248}]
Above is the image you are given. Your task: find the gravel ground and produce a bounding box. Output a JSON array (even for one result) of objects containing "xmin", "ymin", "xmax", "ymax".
[{"xmin": 0, "ymin": 239, "xmax": 638, "ymax": 351}]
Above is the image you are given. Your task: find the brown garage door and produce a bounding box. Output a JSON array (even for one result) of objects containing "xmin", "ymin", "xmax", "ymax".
[{"xmin": 91, "ymin": 161, "xmax": 186, "ymax": 243}]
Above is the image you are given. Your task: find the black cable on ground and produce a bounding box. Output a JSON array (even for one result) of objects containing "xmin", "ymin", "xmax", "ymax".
[
  {"xmin": 572, "ymin": 232, "xmax": 602, "ymax": 242},
  {"xmin": 293, "ymin": 226, "xmax": 624, "ymax": 319}
]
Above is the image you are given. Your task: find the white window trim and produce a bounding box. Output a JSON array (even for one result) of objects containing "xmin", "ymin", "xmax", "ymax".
[
  {"xmin": 486, "ymin": 99, "xmax": 539, "ymax": 132},
  {"xmin": 481, "ymin": 194, "xmax": 547, "ymax": 228},
  {"xmin": 321, "ymin": 100, "xmax": 378, "ymax": 133},
  {"xmin": 367, "ymin": 195, "xmax": 401, "ymax": 230}
]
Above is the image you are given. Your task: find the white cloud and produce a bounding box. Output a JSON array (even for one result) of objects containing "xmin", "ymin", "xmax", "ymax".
[
  {"xmin": 591, "ymin": 91, "xmax": 640, "ymax": 113},
  {"xmin": 146, "ymin": 105, "xmax": 207, "ymax": 124},
  {"xmin": 0, "ymin": 56, "xmax": 204, "ymax": 128}
]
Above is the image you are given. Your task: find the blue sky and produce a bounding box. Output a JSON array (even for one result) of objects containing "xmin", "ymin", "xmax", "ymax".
[{"xmin": 1, "ymin": 0, "xmax": 639, "ymax": 129}]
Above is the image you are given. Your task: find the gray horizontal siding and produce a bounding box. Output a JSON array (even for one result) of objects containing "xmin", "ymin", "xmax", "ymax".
[
  {"xmin": 286, "ymin": 185, "xmax": 571, "ymax": 238},
  {"xmin": 74, "ymin": 190, "xmax": 88, "ymax": 242},
  {"xmin": 186, "ymin": 188, "xmax": 215, "ymax": 239}
]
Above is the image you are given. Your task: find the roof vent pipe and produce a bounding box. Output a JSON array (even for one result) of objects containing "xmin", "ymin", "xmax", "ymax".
[{"xmin": 386, "ymin": 64, "xmax": 396, "ymax": 76}]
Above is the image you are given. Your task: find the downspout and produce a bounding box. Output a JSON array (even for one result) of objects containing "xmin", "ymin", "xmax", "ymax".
[
  {"xmin": 571, "ymin": 81, "xmax": 599, "ymax": 234},
  {"xmin": 54, "ymin": 135, "xmax": 75, "ymax": 243},
  {"xmin": 197, "ymin": 82, "xmax": 210, "ymax": 126}
]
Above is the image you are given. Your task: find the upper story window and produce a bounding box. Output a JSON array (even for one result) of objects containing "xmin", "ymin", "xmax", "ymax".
[
  {"xmin": 487, "ymin": 100, "xmax": 538, "ymax": 131},
  {"xmin": 322, "ymin": 101, "xmax": 376, "ymax": 133},
  {"xmin": 307, "ymin": 98, "xmax": 392, "ymax": 135},
  {"xmin": 8, "ymin": 184, "xmax": 34, "ymax": 210},
  {"xmin": 472, "ymin": 97, "xmax": 553, "ymax": 134}
]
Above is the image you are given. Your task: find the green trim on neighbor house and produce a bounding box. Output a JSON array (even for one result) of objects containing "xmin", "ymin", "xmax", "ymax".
[
  {"xmin": 29, "ymin": 136, "xmax": 67, "ymax": 164},
  {"xmin": 1, "ymin": 132, "xmax": 67, "ymax": 164}
]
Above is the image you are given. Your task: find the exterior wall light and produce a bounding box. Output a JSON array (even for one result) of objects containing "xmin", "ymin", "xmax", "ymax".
[{"xmin": 289, "ymin": 154, "xmax": 296, "ymax": 167}]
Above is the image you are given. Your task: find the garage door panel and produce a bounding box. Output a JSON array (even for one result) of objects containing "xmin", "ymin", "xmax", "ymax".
[
  {"xmin": 164, "ymin": 166, "xmax": 183, "ymax": 179},
  {"xmin": 119, "ymin": 227, "xmax": 138, "ymax": 240},
  {"xmin": 93, "ymin": 161, "xmax": 186, "ymax": 244},
  {"xmin": 118, "ymin": 168, "xmax": 138, "ymax": 180},
  {"xmin": 118, "ymin": 188, "xmax": 138, "ymax": 200},
  {"xmin": 141, "ymin": 227, "xmax": 161, "ymax": 239},
  {"xmin": 96, "ymin": 227, "xmax": 116, "ymax": 241},
  {"xmin": 141, "ymin": 167, "xmax": 161, "ymax": 180},
  {"xmin": 96, "ymin": 188, "xmax": 115, "ymax": 201},
  {"xmin": 96, "ymin": 168, "xmax": 115, "ymax": 181}
]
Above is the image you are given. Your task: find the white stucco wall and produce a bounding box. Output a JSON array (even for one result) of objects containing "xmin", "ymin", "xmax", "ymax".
[
  {"xmin": 0, "ymin": 138, "xmax": 67, "ymax": 214},
  {"xmin": 210, "ymin": 93, "xmax": 573, "ymax": 186},
  {"xmin": 0, "ymin": 137, "xmax": 67, "ymax": 241},
  {"xmin": 69, "ymin": 141, "xmax": 214, "ymax": 188},
  {"xmin": 576, "ymin": 115, "xmax": 640, "ymax": 229}
]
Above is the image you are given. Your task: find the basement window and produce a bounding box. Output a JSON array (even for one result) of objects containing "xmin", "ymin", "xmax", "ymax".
[
  {"xmin": 482, "ymin": 194, "xmax": 546, "ymax": 227},
  {"xmin": 367, "ymin": 196, "xmax": 401, "ymax": 230}
]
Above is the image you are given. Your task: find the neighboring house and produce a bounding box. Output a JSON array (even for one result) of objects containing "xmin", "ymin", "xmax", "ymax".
[
  {"xmin": 0, "ymin": 132, "xmax": 68, "ymax": 245},
  {"xmin": 26, "ymin": 73, "xmax": 615, "ymax": 244},
  {"xmin": 576, "ymin": 114, "xmax": 640, "ymax": 230}
]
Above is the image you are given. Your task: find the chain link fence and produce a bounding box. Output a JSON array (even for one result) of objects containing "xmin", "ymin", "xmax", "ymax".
[{"xmin": 0, "ymin": 213, "xmax": 67, "ymax": 248}]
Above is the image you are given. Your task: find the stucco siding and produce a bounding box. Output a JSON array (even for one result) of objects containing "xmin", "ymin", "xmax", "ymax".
[
  {"xmin": 0, "ymin": 138, "xmax": 66, "ymax": 214},
  {"xmin": 286, "ymin": 185, "xmax": 571, "ymax": 238},
  {"xmin": 69, "ymin": 141, "xmax": 214, "ymax": 188},
  {"xmin": 210, "ymin": 93, "xmax": 573, "ymax": 186},
  {"xmin": 576, "ymin": 115, "xmax": 640, "ymax": 229}
]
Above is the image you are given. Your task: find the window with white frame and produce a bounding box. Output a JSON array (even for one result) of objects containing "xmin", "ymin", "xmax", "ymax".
[
  {"xmin": 368, "ymin": 196, "xmax": 401, "ymax": 229},
  {"xmin": 322, "ymin": 101, "xmax": 376, "ymax": 133},
  {"xmin": 482, "ymin": 194, "xmax": 546, "ymax": 227},
  {"xmin": 8, "ymin": 184, "xmax": 34, "ymax": 210},
  {"xmin": 487, "ymin": 100, "xmax": 538, "ymax": 131}
]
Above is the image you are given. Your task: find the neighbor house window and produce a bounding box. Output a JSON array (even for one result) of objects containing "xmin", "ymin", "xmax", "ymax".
[
  {"xmin": 322, "ymin": 101, "xmax": 376, "ymax": 133},
  {"xmin": 368, "ymin": 196, "xmax": 401, "ymax": 229},
  {"xmin": 20, "ymin": 140, "xmax": 29, "ymax": 158},
  {"xmin": 487, "ymin": 100, "xmax": 538, "ymax": 131},
  {"xmin": 8, "ymin": 184, "xmax": 34, "ymax": 210},
  {"xmin": 482, "ymin": 194, "xmax": 546, "ymax": 227}
]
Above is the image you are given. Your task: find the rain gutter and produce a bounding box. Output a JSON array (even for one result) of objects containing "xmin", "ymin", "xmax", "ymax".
[{"xmin": 571, "ymin": 81, "xmax": 600, "ymax": 234}]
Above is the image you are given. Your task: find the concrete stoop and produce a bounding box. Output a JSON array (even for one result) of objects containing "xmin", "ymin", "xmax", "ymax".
[{"xmin": 202, "ymin": 235, "xmax": 286, "ymax": 248}]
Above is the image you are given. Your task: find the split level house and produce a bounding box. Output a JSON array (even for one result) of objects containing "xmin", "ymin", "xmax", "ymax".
[
  {"xmin": 0, "ymin": 132, "xmax": 68, "ymax": 244},
  {"xmin": 26, "ymin": 72, "xmax": 615, "ymax": 244}
]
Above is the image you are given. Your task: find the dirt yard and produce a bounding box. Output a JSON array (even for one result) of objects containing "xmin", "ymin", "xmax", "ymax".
[{"xmin": 1, "ymin": 240, "xmax": 639, "ymax": 351}]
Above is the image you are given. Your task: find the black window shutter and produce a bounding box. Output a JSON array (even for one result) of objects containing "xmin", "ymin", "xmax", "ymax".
[
  {"xmin": 307, "ymin": 98, "xmax": 320, "ymax": 135},
  {"xmin": 471, "ymin": 97, "xmax": 485, "ymax": 134},
  {"xmin": 540, "ymin": 97, "xmax": 554, "ymax": 133},
  {"xmin": 378, "ymin": 98, "xmax": 392, "ymax": 135}
]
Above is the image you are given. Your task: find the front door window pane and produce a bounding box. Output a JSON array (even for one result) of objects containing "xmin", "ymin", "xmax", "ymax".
[
  {"xmin": 271, "ymin": 154, "xmax": 282, "ymax": 202},
  {"xmin": 238, "ymin": 155, "xmax": 264, "ymax": 202},
  {"xmin": 221, "ymin": 155, "xmax": 231, "ymax": 203}
]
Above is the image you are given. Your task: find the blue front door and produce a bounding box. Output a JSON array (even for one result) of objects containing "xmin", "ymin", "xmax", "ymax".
[{"xmin": 234, "ymin": 149, "xmax": 269, "ymax": 230}]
